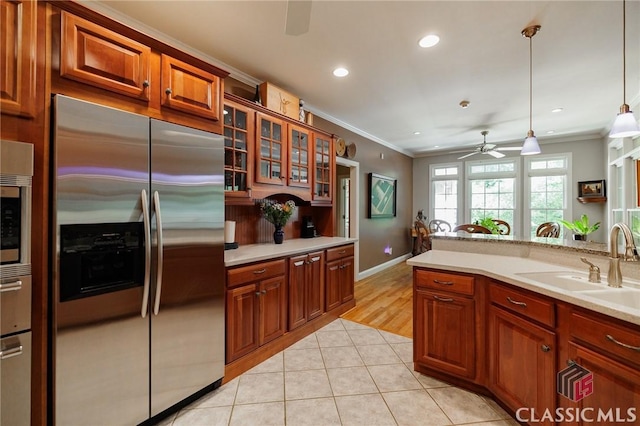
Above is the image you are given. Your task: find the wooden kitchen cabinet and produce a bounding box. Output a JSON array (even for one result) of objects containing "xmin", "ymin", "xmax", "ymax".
[
  {"xmin": 325, "ymin": 245, "xmax": 354, "ymax": 311},
  {"xmin": 60, "ymin": 12, "xmax": 152, "ymax": 101},
  {"xmin": 223, "ymin": 99, "xmax": 254, "ymax": 198},
  {"xmin": 287, "ymin": 123, "xmax": 311, "ymax": 188},
  {"xmin": 1, "ymin": 0, "xmax": 38, "ymax": 118},
  {"xmin": 255, "ymin": 112, "xmax": 286, "ymax": 186},
  {"xmin": 160, "ymin": 54, "xmax": 222, "ymax": 121},
  {"xmin": 288, "ymin": 251, "xmax": 324, "ymax": 330},
  {"xmin": 226, "ymin": 260, "xmax": 286, "ymax": 363},
  {"xmin": 312, "ymin": 133, "xmax": 334, "ymax": 204},
  {"xmin": 414, "ymin": 270, "xmax": 476, "ymax": 379},
  {"xmin": 489, "ymin": 305, "xmax": 556, "ymax": 422}
]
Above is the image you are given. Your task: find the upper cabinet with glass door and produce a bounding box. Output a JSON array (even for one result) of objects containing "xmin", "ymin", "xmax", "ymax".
[
  {"xmin": 312, "ymin": 133, "xmax": 334, "ymax": 204},
  {"xmin": 256, "ymin": 112, "xmax": 286, "ymax": 186},
  {"xmin": 224, "ymin": 100, "xmax": 254, "ymax": 199},
  {"xmin": 288, "ymin": 124, "xmax": 311, "ymax": 188}
]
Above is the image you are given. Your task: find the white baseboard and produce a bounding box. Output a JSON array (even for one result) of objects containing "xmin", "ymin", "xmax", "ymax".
[{"xmin": 357, "ymin": 253, "xmax": 412, "ymax": 281}]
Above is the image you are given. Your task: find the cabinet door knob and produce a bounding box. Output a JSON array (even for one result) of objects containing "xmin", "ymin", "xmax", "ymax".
[
  {"xmin": 541, "ymin": 345, "xmax": 551, "ymax": 352},
  {"xmin": 143, "ymin": 80, "xmax": 150, "ymax": 88},
  {"xmin": 255, "ymin": 291, "xmax": 261, "ymax": 297},
  {"xmin": 165, "ymin": 88, "xmax": 172, "ymax": 95}
]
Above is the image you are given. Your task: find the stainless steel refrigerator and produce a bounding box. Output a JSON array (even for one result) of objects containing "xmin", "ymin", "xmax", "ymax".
[{"xmin": 51, "ymin": 95, "xmax": 225, "ymax": 425}]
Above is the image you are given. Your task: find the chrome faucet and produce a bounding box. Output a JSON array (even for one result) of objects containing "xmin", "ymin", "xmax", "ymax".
[
  {"xmin": 607, "ymin": 223, "xmax": 640, "ymax": 288},
  {"xmin": 580, "ymin": 257, "xmax": 601, "ymax": 283}
]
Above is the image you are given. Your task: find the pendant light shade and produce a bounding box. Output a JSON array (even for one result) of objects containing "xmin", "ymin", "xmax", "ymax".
[
  {"xmin": 609, "ymin": 0, "xmax": 640, "ymax": 138},
  {"xmin": 521, "ymin": 25, "xmax": 542, "ymax": 156}
]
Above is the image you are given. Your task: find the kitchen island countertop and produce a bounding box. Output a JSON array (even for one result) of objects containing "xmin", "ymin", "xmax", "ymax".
[
  {"xmin": 224, "ymin": 236, "xmax": 357, "ymax": 267},
  {"xmin": 407, "ymin": 250, "xmax": 640, "ymax": 326}
]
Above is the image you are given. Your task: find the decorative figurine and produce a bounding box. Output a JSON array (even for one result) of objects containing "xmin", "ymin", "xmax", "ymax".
[{"xmin": 299, "ymin": 99, "xmax": 305, "ymax": 122}]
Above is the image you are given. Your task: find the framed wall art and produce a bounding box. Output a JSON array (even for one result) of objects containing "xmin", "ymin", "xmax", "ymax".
[
  {"xmin": 368, "ymin": 173, "xmax": 397, "ymax": 218},
  {"xmin": 578, "ymin": 179, "xmax": 606, "ymax": 198}
]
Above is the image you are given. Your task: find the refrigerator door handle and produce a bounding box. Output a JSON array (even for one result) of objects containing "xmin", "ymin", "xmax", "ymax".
[
  {"xmin": 153, "ymin": 191, "xmax": 164, "ymax": 315},
  {"xmin": 141, "ymin": 189, "xmax": 151, "ymax": 318},
  {"xmin": 0, "ymin": 343, "xmax": 24, "ymax": 360}
]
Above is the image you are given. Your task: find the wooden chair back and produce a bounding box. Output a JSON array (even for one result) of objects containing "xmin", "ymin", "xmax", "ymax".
[
  {"xmin": 452, "ymin": 224, "xmax": 492, "ymax": 234},
  {"xmin": 536, "ymin": 222, "xmax": 561, "ymax": 238},
  {"xmin": 492, "ymin": 219, "xmax": 511, "ymax": 235},
  {"xmin": 428, "ymin": 219, "xmax": 452, "ymax": 233}
]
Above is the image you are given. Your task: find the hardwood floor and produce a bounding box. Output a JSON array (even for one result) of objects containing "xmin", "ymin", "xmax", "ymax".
[{"xmin": 341, "ymin": 261, "xmax": 413, "ymax": 338}]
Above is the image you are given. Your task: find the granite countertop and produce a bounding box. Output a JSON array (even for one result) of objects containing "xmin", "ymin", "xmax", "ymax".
[
  {"xmin": 430, "ymin": 232, "xmax": 610, "ymax": 256},
  {"xmin": 225, "ymin": 236, "xmax": 357, "ymax": 267},
  {"xmin": 407, "ymin": 250, "xmax": 640, "ymax": 326}
]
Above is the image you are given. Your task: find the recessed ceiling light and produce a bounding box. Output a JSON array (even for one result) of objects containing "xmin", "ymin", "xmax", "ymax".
[
  {"xmin": 434, "ymin": 145, "xmax": 439, "ymax": 148},
  {"xmin": 551, "ymin": 108, "xmax": 563, "ymax": 113},
  {"xmin": 333, "ymin": 67, "xmax": 349, "ymax": 77},
  {"xmin": 418, "ymin": 34, "xmax": 440, "ymax": 48},
  {"xmin": 414, "ymin": 131, "xmax": 421, "ymax": 135},
  {"xmin": 547, "ymin": 130, "xmax": 555, "ymax": 134}
]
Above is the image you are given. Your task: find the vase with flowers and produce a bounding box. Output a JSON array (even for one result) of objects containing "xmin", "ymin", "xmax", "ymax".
[{"xmin": 259, "ymin": 199, "xmax": 296, "ymax": 244}]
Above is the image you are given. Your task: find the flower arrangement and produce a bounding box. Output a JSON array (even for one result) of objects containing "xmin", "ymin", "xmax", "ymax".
[{"xmin": 259, "ymin": 200, "xmax": 296, "ymax": 228}]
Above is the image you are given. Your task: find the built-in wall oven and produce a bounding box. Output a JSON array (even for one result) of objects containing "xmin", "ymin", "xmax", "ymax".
[{"xmin": 0, "ymin": 139, "xmax": 34, "ymax": 426}]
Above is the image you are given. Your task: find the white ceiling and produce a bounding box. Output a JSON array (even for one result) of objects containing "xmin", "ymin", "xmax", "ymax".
[{"xmin": 87, "ymin": 0, "xmax": 640, "ymax": 157}]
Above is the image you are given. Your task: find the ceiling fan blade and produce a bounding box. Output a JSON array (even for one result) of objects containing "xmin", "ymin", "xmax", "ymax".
[
  {"xmin": 487, "ymin": 150, "xmax": 506, "ymax": 158},
  {"xmin": 458, "ymin": 152, "xmax": 478, "ymax": 159},
  {"xmin": 449, "ymin": 149, "xmax": 476, "ymax": 154},
  {"xmin": 285, "ymin": 0, "xmax": 312, "ymax": 35},
  {"xmin": 496, "ymin": 147, "xmax": 523, "ymax": 151},
  {"xmin": 484, "ymin": 143, "xmax": 497, "ymax": 150}
]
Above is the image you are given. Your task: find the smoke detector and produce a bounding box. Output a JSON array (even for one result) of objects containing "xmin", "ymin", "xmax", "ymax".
[{"xmin": 459, "ymin": 100, "xmax": 470, "ymax": 109}]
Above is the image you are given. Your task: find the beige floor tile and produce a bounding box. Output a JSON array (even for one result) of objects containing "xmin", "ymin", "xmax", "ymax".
[
  {"xmin": 382, "ymin": 389, "xmax": 453, "ymax": 426},
  {"xmin": 379, "ymin": 329, "xmax": 412, "ymax": 344},
  {"xmin": 462, "ymin": 420, "xmax": 520, "ymax": 426},
  {"xmin": 185, "ymin": 378, "xmax": 238, "ymax": 408},
  {"xmin": 284, "ymin": 347, "xmax": 325, "ymax": 371},
  {"xmin": 228, "ymin": 401, "xmax": 284, "ymax": 426},
  {"xmin": 334, "ymin": 394, "xmax": 396, "ymax": 426},
  {"xmin": 285, "ymin": 369, "xmax": 333, "ymax": 400},
  {"xmin": 154, "ymin": 412, "xmax": 177, "ymax": 426},
  {"xmin": 407, "ymin": 364, "xmax": 451, "ymax": 389},
  {"xmin": 428, "ymin": 387, "xmax": 503, "ymax": 424},
  {"xmin": 316, "ymin": 330, "xmax": 354, "ymax": 347},
  {"xmin": 326, "ymin": 366, "xmax": 379, "ymax": 396},
  {"xmin": 340, "ymin": 319, "xmax": 371, "ymax": 330},
  {"xmin": 173, "ymin": 406, "xmax": 232, "ymax": 426},
  {"xmin": 286, "ymin": 333, "xmax": 319, "ymax": 351},
  {"xmin": 235, "ymin": 372, "xmax": 284, "ymax": 405},
  {"xmin": 367, "ymin": 364, "xmax": 423, "ymax": 392},
  {"xmin": 347, "ymin": 328, "xmax": 387, "ymax": 345},
  {"xmin": 245, "ymin": 353, "xmax": 283, "ymax": 374},
  {"xmin": 321, "ymin": 346, "xmax": 364, "ymax": 368},
  {"xmin": 480, "ymin": 395, "xmax": 515, "ymax": 420},
  {"xmin": 356, "ymin": 344, "xmax": 402, "ymax": 365},
  {"xmin": 390, "ymin": 342, "xmax": 413, "ymax": 363},
  {"xmin": 285, "ymin": 397, "xmax": 341, "ymax": 426},
  {"xmin": 320, "ymin": 319, "xmax": 347, "ymax": 332}
]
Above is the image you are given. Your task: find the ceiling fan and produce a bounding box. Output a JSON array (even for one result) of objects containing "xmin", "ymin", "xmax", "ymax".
[
  {"xmin": 285, "ymin": 0, "xmax": 312, "ymax": 36},
  {"xmin": 452, "ymin": 131, "xmax": 522, "ymax": 159}
]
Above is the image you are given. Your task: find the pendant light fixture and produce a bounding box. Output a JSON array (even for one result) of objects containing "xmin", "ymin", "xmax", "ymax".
[
  {"xmin": 609, "ymin": 0, "xmax": 640, "ymax": 139},
  {"xmin": 521, "ymin": 25, "xmax": 542, "ymax": 155}
]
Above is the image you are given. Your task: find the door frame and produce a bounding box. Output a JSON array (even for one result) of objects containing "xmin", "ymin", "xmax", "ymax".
[{"xmin": 336, "ymin": 156, "xmax": 359, "ymax": 281}]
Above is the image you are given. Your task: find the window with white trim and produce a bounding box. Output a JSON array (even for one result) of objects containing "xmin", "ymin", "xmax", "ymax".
[
  {"xmin": 429, "ymin": 164, "xmax": 461, "ymax": 227},
  {"xmin": 524, "ymin": 154, "xmax": 571, "ymax": 238},
  {"xmin": 467, "ymin": 159, "xmax": 517, "ymax": 228}
]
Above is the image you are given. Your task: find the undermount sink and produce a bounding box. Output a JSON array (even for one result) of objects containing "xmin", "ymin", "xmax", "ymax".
[
  {"xmin": 575, "ymin": 288, "xmax": 640, "ymax": 309},
  {"xmin": 516, "ymin": 271, "xmax": 608, "ymax": 291}
]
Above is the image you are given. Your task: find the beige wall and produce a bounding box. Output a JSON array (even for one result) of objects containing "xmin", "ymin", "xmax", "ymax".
[
  {"xmin": 313, "ymin": 117, "xmax": 414, "ymax": 272},
  {"xmin": 412, "ymin": 134, "xmax": 608, "ymax": 243}
]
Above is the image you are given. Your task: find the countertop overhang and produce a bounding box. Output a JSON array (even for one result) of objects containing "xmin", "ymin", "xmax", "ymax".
[
  {"xmin": 224, "ymin": 237, "xmax": 357, "ymax": 267},
  {"xmin": 407, "ymin": 250, "xmax": 640, "ymax": 326}
]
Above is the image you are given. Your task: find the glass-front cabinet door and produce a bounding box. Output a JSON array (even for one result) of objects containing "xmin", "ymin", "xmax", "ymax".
[
  {"xmin": 313, "ymin": 133, "xmax": 333, "ymax": 203},
  {"xmin": 224, "ymin": 100, "xmax": 253, "ymax": 197},
  {"xmin": 288, "ymin": 124, "xmax": 311, "ymax": 188},
  {"xmin": 256, "ymin": 112, "xmax": 286, "ymax": 186}
]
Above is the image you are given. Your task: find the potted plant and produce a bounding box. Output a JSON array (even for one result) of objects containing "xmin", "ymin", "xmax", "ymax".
[
  {"xmin": 559, "ymin": 214, "xmax": 600, "ymax": 241},
  {"xmin": 474, "ymin": 217, "xmax": 501, "ymax": 234}
]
